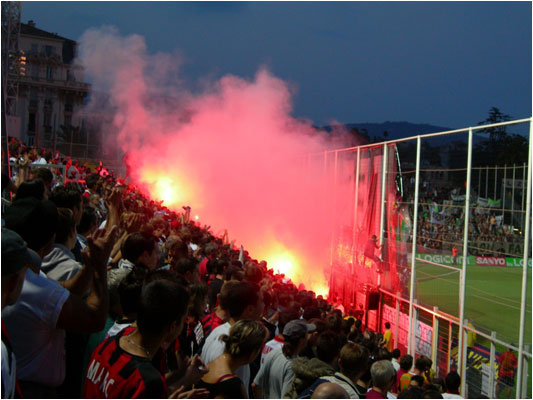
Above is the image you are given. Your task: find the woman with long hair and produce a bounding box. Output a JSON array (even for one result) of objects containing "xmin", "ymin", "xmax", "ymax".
[{"xmin": 196, "ymin": 320, "xmax": 267, "ymax": 398}]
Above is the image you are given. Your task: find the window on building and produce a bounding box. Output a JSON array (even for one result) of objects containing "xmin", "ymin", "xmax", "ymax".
[
  {"xmin": 64, "ymin": 114, "xmax": 72, "ymax": 127},
  {"xmin": 32, "ymin": 64, "xmax": 39, "ymax": 78},
  {"xmin": 43, "ymin": 112, "xmax": 52, "ymax": 134},
  {"xmin": 44, "ymin": 45, "xmax": 55, "ymax": 56},
  {"xmin": 31, "ymin": 43, "xmax": 38, "ymax": 54},
  {"xmin": 46, "ymin": 66, "xmax": 54, "ymax": 80},
  {"xmin": 28, "ymin": 112, "xmax": 36, "ymax": 133}
]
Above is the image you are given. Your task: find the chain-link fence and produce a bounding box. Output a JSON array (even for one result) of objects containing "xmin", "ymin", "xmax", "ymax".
[{"xmin": 320, "ymin": 118, "xmax": 531, "ymax": 398}]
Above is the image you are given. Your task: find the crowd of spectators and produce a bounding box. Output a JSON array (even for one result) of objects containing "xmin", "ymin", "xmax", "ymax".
[
  {"xmin": 2, "ymin": 142, "xmax": 472, "ymax": 399},
  {"xmin": 402, "ymin": 184, "xmax": 521, "ymax": 255}
]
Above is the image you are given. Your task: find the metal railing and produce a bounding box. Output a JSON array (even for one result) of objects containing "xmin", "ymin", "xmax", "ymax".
[{"xmin": 321, "ymin": 117, "xmax": 532, "ymax": 398}]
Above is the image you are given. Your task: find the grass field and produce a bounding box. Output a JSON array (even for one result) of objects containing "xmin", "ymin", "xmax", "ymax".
[{"xmin": 414, "ymin": 261, "xmax": 532, "ymax": 346}]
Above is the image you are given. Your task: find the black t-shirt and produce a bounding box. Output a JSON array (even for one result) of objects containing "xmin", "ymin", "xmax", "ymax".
[{"xmin": 196, "ymin": 375, "xmax": 245, "ymax": 399}]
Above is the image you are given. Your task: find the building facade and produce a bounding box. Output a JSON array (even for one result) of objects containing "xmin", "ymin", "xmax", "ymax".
[{"xmin": 15, "ymin": 20, "xmax": 91, "ymax": 150}]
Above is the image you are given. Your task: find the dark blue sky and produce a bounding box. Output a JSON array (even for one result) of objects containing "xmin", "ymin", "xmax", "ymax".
[{"xmin": 21, "ymin": 1, "xmax": 532, "ymax": 129}]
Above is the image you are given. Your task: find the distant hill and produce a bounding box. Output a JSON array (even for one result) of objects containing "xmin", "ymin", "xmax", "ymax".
[{"xmin": 319, "ymin": 121, "xmax": 453, "ymax": 143}]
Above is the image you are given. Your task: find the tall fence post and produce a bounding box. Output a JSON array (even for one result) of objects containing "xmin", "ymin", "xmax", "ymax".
[
  {"xmin": 330, "ymin": 151, "xmax": 338, "ymax": 267},
  {"xmin": 485, "ymin": 165, "xmax": 489, "ymax": 198},
  {"xmin": 394, "ymin": 294, "xmax": 400, "ymax": 349},
  {"xmin": 408, "ymin": 136, "xmax": 422, "ymax": 355},
  {"xmin": 478, "ymin": 167, "xmax": 481, "ymax": 196},
  {"xmin": 521, "ymin": 345, "xmax": 530, "ymax": 398},
  {"xmin": 522, "ymin": 162, "xmax": 526, "ymax": 230},
  {"xmin": 503, "ymin": 164, "xmax": 507, "ymax": 219},
  {"xmin": 511, "ymin": 163, "xmax": 516, "ymax": 227},
  {"xmin": 378, "ymin": 144, "xmax": 388, "ymax": 288},
  {"xmin": 489, "ymin": 331, "xmax": 496, "ymax": 399},
  {"xmin": 458, "ymin": 127, "xmax": 473, "ymax": 398},
  {"xmin": 447, "ymin": 320, "xmax": 453, "ymax": 374},
  {"xmin": 412, "ymin": 300, "xmax": 419, "ymax": 356},
  {"xmin": 352, "ymin": 147, "xmax": 361, "ymax": 259},
  {"xmin": 432, "ymin": 306, "xmax": 439, "ymax": 373},
  {"xmin": 494, "ymin": 165, "xmax": 498, "ymax": 200},
  {"xmin": 516, "ymin": 118, "xmax": 532, "ymax": 399}
]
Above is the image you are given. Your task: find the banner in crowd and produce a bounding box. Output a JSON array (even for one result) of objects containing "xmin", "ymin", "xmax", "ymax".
[
  {"xmin": 503, "ymin": 178, "xmax": 526, "ymax": 189},
  {"xmin": 470, "ymin": 241, "xmax": 525, "ymax": 257},
  {"xmin": 429, "ymin": 209, "xmax": 446, "ymax": 225}
]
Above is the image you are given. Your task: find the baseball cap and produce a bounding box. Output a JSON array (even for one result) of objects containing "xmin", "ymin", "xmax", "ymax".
[
  {"xmin": 2, "ymin": 228, "xmax": 41, "ymax": 276},
  {"xmin": 283, "ymin": 319, "xmax": 316, "ymax": 338}
]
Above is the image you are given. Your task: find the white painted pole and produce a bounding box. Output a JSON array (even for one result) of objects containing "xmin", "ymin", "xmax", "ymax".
[
  {"xmin": 394, "ymin": 294, "xmax": 400, "ymax": 349},
  {"xmin": 494, "ymin": 165, "xmax": 498, "ymax": 200},
  {"xmin": 516, "ymin": 119, "xmax": 532, "ymax": 399},
  {"xmin": 378, "ymin": 144, "xmax": 388, "ymax": 288},
  {"xmin": 458, "ymin": 128, "xmax": 473, "ymax": 398},
  {"xmin": 431, "ymin": 306, "xmax": 439, "ymax": 368},
  {"xmin": 486, "ymin": 165, "xmax": 489, "ymax": 198},
  {"xmin": 330, "ymin": 151, "xmax": 338, "ymax": 267},
  {"xmin": 511, "ymin": 164, "xmax": 516, "ymax": 228},
  {"xmin": 447, "ymin": 321, "xmax": 453, "ymax": 374},
  {"xmin": 503, "ymin": 165, "xmax": 507, "ymax": 219},
  {"xmin": 478, "ymin": 168, "xmax": 481, "ymax": 196},
  {"xmin": 352, "ymin": 147, "xmax": 361, "ymax": 258},
  {"xmin": 408, "ymin": 137, "xmax": 421, "ymax": 355},
  {"xmin": 489, "ymin": 331, "xmax": 496, "ymax": 399},
  {"xmin": 522, "ymin": 162, "xmax": 526, "ymax": 230}
]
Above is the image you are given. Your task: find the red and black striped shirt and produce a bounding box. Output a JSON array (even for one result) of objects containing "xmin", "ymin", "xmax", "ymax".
[
  {"xmin": 201, "ymin": 311, "xmax": 224, "ymax": 338},
  {"xmin": 82, "ymin": 331, "xmax": 167, "ymax": 398}
]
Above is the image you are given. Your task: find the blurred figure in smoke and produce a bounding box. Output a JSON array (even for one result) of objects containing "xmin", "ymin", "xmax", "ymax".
[{"xmin": 364, "ymin": 235, "xmax": 383, "ymax": 273}]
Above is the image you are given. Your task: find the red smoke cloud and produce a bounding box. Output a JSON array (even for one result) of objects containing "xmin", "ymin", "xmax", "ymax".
[{"xmin": 78, "ymin": 27, "xmax": 357, "ymax": 295}]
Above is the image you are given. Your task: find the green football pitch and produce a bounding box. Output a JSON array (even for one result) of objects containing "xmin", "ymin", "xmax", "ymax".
[{"xmin": 414, "ymin": 261, "xmax": 532, "ymax": 346}]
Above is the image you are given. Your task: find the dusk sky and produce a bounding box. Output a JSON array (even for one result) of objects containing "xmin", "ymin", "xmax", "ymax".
[{"xmin": 21, "ymin": 1, "xmax": 532, "ymax": 129}]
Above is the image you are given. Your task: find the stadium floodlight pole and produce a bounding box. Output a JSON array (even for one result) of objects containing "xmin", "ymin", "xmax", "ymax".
[
  {"xmin": 516, "ymin": 118, "xmax": 532, "ymax": 399},
  {"xmin": 408, "ymin": 136, "xmax": 421, "ymax": 356},
  {"xmin": 378, "ymin": 144, "xmax": 388, "ymax": 288},
  {"xmin": 352, "ymin": 147, "xmax": 361, "ymax": 258},
  {"xmin": 458, "ymin": 127, "xmax": 473, "ymax": 398}
]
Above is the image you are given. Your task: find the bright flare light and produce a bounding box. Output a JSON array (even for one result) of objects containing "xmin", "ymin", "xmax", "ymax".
[
  {"xmin": 155, "ymin": 178, "xmax": 178, "ymax": 206},
  {"xmin": 258, "ymin": 241, "xmax": 328, "ymax": 296}
]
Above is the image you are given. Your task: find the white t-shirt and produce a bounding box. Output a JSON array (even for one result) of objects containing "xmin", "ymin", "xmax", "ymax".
[
  {"xmin": 201, "ymin": 322, "xmax": 250, "ymax": 395},
  {"xmin": 253, "ymin": 347, "xmax": 294, "ymax": 399},
  {"xmin": 260, "ymin": 335, "xmax": 284, "ymax": 364},
  {"xmin": 2, "ymin": 269, "xmax": 70, "ymax": 388},
  {"xmin": 1, "ymin": 339, "xmax": 17, "ymax": 398}
]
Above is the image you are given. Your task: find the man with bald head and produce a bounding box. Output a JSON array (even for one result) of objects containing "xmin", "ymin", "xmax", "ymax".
[{"xmin": 311, "ymin": 382, "xmax": 349, "ymax": 399}]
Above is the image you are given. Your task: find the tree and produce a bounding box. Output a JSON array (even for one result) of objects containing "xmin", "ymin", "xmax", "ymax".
[{"xmin": 476, "ymin": 107, "xmax": 512, "ymax": 167}]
